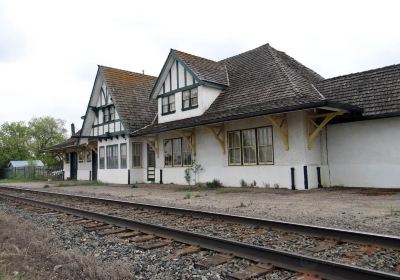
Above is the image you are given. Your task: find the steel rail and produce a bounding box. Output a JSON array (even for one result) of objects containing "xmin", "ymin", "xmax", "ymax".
[
  {"xmin": 1, "ymin": 185, "xmax": 400, "ymax": 250},
  {"xmin": 1, "ymin": 193, "xmax": 399, "ymax": 280}
]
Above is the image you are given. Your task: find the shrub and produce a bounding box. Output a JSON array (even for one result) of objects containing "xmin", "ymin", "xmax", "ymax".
[
  {"xmin": 184, "ymin": 168, "xmax": 192, "ymax": 185},
  {"xmin": 184, "ymin": 192, "xmax": 192, "ymax": 199},
  {"xmin": 240, "ymin": 179, "xmax": 248, "ymax": 188},
  {"xmin": 206, "ymin": 179, "xmax": 223, "ymax": 189}
]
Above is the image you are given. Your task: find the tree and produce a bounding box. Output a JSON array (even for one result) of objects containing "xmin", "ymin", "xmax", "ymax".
[
  {"xmin": 28, "ymin": 116, "xmax": 68, "ymax": 167},
  {"xmin": 0, "ymin": 116, "xmax": 68, "ymax": 169},
  {"xmin": 0, "ymin": 122, "xmax": 31, "ymax": 168}
]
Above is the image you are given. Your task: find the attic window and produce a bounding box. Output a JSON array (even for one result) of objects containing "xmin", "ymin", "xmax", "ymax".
[
  {"xmin": 182, "ymin": 87, "xmax": 198, "ymax": 111},
  {"xmin": 109, "ymin": 106, "xmax": 115, "ymax": 121},
  {"xmin": 162, "ymin": 94, "xmax": 175, "ymax": 115}
]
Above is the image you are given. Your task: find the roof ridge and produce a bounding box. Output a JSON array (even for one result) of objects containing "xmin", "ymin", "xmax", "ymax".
[
  {"xmin": 266, "ymin": 45, "xmax": 302, "ymax": 96},
  {"xmin": 320, "ymin": 63, "xmax": 400, "ymax": 83},
  {"xmin": 171, "ymin": 49, "xmax": 218, "ymax": 63},
  {"xmin": 98, "ymin": 65, "xmax": 157, "ymax": 78},
  {"xmin": 218, "ymin": 43, "xmax": 270, "ymax": 62}
]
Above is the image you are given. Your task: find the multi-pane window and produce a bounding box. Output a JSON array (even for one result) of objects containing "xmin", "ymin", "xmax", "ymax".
[
  {"xmin": 103, "ymin": 108, "xmax": 109, "ymax": 123},
  {"xmin": 172, "ymin": 138, "xmax": 182, "ymax": 166},
  {"xmin": 99, "ymin": 147, "xmax": 105, "ymax": 169},
  {"xmin": 162, "ymin": 94, "xmax": 175, "ymax": 114},
  {"xmin": 132, "ymin": 142, "xmax": 142, "ymax": 168},
  {"xmin": 182, "ymin": 87, "xmax": 198, "ymax": 110},
  {"xmin": 109, "ymin": 106, "xmax": 115, "ymax": 121},
  {"xmin": 182, "ymin": 137, "xmax": 192, "ymax": 166},
  {"xmin": 106, "ymin": 144, "xmax": 119, "ymax": 169},
  {"xmin": 257, "ymin": 127, "xmax": 274, "ymax": 164},
  {"xmin": 228, "ymin": 127, "xmax": 273, "ymax": 165},
  {"xmin": 228, "ymin": 131, "xmax": 241, "ymax": 165},
  {"xmin": 164, "ymin": 140, "xmax": 173, "ymax": 167},
  {"xmin": 164, "ymin": 138, "xmax": 192, "ymax": 167},
  {"xmin": 242, "ymin": 129, "xmax": 257, "ymax": 165},
  {"xmin": 120, "ymin": 143, "xmax": 127, "ymax": 169},
  {"xmin": 86, "ymin": 151, "xmax": 92, "ymax": 163}
]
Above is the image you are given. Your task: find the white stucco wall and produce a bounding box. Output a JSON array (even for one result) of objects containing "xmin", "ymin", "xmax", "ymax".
[
  {"xmin": 63, "ymin": 160, "xmax": 70, "ymax": 180},
  {"xmin": 97, "ymin": 137, "xmax": 130, "ymax": 184},
  {"xmin": 77, "ymin": 160, "xmax": 91, "ymax": 181},
  {"xmin": 150, "ymin": 111, "xmax": 327, "ymax": 189},
  {"xmin": 158, "ymin": 86, "xmax": 221, "ymax": 123},
  {"xmin": 327, "ymin": 117, "xmax": 400, "ymax": 188}
]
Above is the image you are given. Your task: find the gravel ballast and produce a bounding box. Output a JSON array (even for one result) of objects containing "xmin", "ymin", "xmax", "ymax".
[
  {"xmin": 2, "ymin": 182, "xmax": 399, "ymax": 236},
  {"xmin": 0, "ymin": 201, "xmax": 297, "ymax": 279}
]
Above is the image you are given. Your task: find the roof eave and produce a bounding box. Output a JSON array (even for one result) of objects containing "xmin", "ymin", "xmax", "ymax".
[{"xmin": 130, "ymin": 100, "xmax": 362, "ymax": 137}]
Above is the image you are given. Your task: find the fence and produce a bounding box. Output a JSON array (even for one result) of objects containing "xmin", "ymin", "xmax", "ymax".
[{"xmin": 0, "ymin": 166, "xmax": 64, "ymax": 180}]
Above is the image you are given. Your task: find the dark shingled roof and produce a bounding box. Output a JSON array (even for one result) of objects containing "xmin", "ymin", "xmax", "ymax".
[
  {"xmin": 208, "ymin": 44, "xmax": 324, "ymax": 113},
  {"xmin": 173, "ymin": 49, "xmax": 229, "ymax": 86},
  {"xmin": 316, "ymin": 64, "xmax": 400, "ymax": 117},
  {"xmin": 133, "ymin": 44, "xmax": 354, "ymax": 136},
  {"xmin": 98, "ymin": 66, "xmax": 157, "ymax": 132}
]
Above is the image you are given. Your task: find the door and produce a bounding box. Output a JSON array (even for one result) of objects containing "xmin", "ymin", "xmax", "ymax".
[
  {"xmin": 147, "ymin": 144, "xmax": 155, "ymax": 181},
  {"xmin": 91, "ymin": 150, "xmax": 98, "ymax": 181},
  {"xmin": 70, "ymin": 152, "xmax": 78, "ymax": 180}
]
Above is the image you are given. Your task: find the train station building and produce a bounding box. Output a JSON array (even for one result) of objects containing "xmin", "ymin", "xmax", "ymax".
[{"xmin": 43, "ymin": 43, "xmax": 400, "ymax": 189}]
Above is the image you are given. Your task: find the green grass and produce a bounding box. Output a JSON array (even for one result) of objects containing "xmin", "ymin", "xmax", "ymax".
[
  {"xmin": 183, "ymin": 192, "xmax": 192, "ymax": 199},
  {"xmin": 0, "ymin": 176, "xmax": 48, "ymax": 184}
]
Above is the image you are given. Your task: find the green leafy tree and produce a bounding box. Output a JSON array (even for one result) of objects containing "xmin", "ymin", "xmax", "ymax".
[
  {"xmin": 0, "ymin": 116, "xmax": 68, "ymax": 168},
  {"xmin": 0, "ymin": 122, "xmax": 31, "ymax": 168},
  {"xmin": 28, "ymin": 116, "xmax": 68, "ymax": 167}
]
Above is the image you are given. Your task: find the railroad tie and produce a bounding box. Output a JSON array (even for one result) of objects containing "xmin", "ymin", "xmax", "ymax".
[
  {"xmin": 303, "ymin": 240, "xmax": 337, "ymax": 253},
  {"xmin": 195, "ymin": 254, "xmax": 234, "ymax": 269},
  {"xmin": 85, "ymin": 224, "xmax": 113, "ymax": 232},
  {"xmin": 293, "ymin": 272, "xmax": 322, "ymax": 280},
  {"xmin": 66, "ymin": 218, "xmax": 88, "ymax": 224},
  {"xmin": 129, "ymin": 234, "xmax": 156, "ymax": 243},
  {"xmin": 171, "ymin": 245, "xmax": 201, "ymax": 257},
  {"xmin": 114, "ymin": 231, "xmax": 141, "ymax": 239},
  {"xmin": 136, "ymin": 239, "xmax": 174, "ymax": 250},
  {"xmin": 228, "ymin": 263, "xmax": 274, "ymax": 280},
  {"xmin": 96, "ymin": 228, "xmax": 129, "ymax": 236},
  {"xmin": 71, "ymin": 219, "xmax": 94, "ymax": 225},
  {"xmin": 83, "ymin": 222, "xmax": 103, "ymax": 229}
]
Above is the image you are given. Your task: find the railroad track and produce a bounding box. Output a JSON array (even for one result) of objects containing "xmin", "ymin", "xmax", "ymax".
[{"xmin": 0, "ymin": 186, "xmax": 399, "ymax": 280}]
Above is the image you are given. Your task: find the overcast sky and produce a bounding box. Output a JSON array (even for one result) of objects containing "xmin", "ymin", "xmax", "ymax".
[{"xmin": 1, "ymin": 0, "xmax": 399, "ymax": 132}]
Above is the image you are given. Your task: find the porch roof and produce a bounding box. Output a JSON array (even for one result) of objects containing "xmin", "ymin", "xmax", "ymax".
[{"xmin": 131, "ymin": 98, "xmax": 361, "ymax": 136}]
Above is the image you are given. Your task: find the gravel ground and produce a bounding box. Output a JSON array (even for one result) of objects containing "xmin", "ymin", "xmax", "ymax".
[
  {"xmin": 0, "ymin": 200, "xmax": 296, "ymax": 280},
  {"xmin": 5, "ymin": 190, "xmax": 400, "ymax": 275},
  {"xmin": 2, "ymin": 181, "xmax": 399, "ymax": 236}
]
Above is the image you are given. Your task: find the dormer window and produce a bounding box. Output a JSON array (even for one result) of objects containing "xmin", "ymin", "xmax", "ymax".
[
  {"xmin": 109, "ymin": 106, "xmax": 115, "ymax": 121},
  {"xmin": 182, "ymin": 88, "xmax": 198, "ymax": 110},
  {"xmin": 162, "ymin": 94, "xmax": 176, "ymax": 115},
  {"xmin": 103, "ymin": 108, "xmax": 109, "ymax": 122}
]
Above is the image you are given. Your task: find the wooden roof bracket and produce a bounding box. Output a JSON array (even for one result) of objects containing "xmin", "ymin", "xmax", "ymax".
[
  {"xmin": 205, "ymin": 125, "xmax": 225, "ymax": 154},
  {"xmin": 264, "ymin": 114, "xmax": 289, "ymax": 151},
  {"xmin": 307, "ymin": 111, "xmax": 344, "ymax": 149},
  {"xmin": 145, "ymin": 137, "xmax": 159, "ymax": 158},
  {"xmin": 177, "ymin": 129, "xmax": 196, "ymax": 156},
  {"xmin": 56, "ymin": 152, "xmax": 66, "ymax": 161}
]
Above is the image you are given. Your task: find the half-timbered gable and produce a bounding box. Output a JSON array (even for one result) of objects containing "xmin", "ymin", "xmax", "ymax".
[{"xmin": 150, "ymin": 50, "xmax": 229, "ymax": 123}]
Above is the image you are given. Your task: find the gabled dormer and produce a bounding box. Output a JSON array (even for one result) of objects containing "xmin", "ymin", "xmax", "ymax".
[
  {"xmin": 150, "ymin": 49, "xmax": 229, "ymax": 123},
  {"xmin": 80, "ymin": 67, "xmax": 126, "ymax": 139},
  {"xmin": 80, "ymin": 66, "xmax": 157, "ymax": 139}
]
